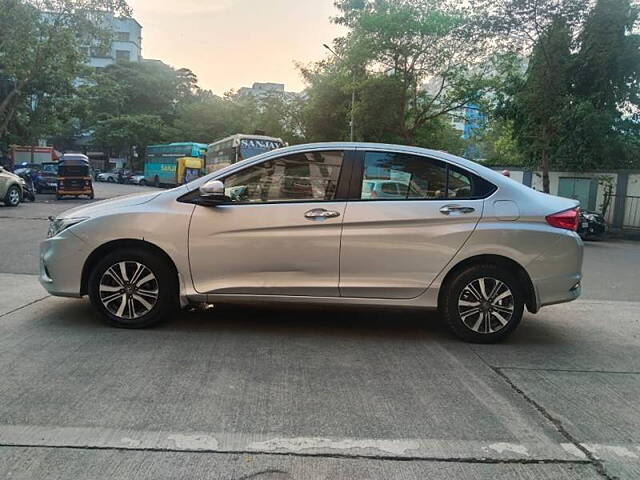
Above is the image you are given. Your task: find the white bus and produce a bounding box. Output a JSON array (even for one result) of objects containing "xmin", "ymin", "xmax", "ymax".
[{"xmin": 206, "ymin": 134, "xmax": 284, "ymax": 173}]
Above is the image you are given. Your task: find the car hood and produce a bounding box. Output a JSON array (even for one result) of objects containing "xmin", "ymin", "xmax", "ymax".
[
  {"xmin": 58, "ymin": 190, "xmax": 164, "ymax": 219},
  {"xmin": 1, "ymin": 170, "xmax": 21, "ymax": 182}
]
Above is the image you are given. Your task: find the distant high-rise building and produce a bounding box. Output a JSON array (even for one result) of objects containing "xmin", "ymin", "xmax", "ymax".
[
  {"xmin": 87, "ymin": 14, "xmax": 142, "ymax": 68},
  {"xmin": 237, "ymin": 82, "xmax": 286, "ymax": 98}
]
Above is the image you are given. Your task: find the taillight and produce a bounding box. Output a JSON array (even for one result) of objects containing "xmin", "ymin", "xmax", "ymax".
[{"xmin": 546, "ymin": 207, "xmax": 579, "ymax": 231}]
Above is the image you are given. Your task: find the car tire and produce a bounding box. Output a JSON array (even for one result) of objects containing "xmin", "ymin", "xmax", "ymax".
[
  {"xmin": 107, "ymin": 177, "xmax": 115, "ymax": 183},
  {"xmin": 139, "ymin": 179, "xmax": 147, "ymax": 186},
  {"xmin": 88, "ymin": 248, "xmax": 179, "ymax": 328},
  {"xmin": 440, "ymin": 264, "xmax": 524, "ymax": 343},
  {"xmin": 4, "ymin": 185, "xmax": 21, "ymax": 206}
]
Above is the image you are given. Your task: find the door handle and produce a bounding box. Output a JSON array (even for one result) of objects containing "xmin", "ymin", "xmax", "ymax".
[
  {"xmin": 440, "ymin": 205, "xmax": 475, "ymax": 215},
  {"xmin": 304, "ymin": 208, "xmax": 341, "ymax": 220}
]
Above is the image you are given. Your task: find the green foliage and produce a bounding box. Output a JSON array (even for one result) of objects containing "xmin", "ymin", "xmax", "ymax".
[
  {"xmin": 477, "ymin": 119, "xmax": 525, "ymax": 166},
  {"xmin": 510, "ymin": 16, "xmax": 573, "ymax": 186},
  {"xmin": 83, "ymin": 60, "xmax": 200, "ymax": 122},
  {"xmin": 299, "ymin": 64, "xmax": 352, "ymax": 142},
  {"xmin": 479, "ymin": 0, "xmax": 640, "ymax": 185},
  {"xmin": 0, "ymin": 0, "xmax": 131, "ymax": 138},
  {"xmin": 79, "ymin": 60, "xmax": 205, "ymax": 156},
  {"xmin": 92, "ymin": 114, "xmax": 172, "ymax": 168},
  {"xmin": 557, "ymin": 0, "xmax": 640, "ymax": 170},
  {"xmin": 316, "ymin": 0, "xmax": 497, "ymax": 143},
  {"xmin": 573, "ymin": 0, "xmax": 640, "ymax": 111},
  {"xmin": 173, "ymin": 92, "xmax": 305, "ymax": 146},
  {"xmin": 413, "ymin": 117, "xmax": 468, "ymax": 155}
]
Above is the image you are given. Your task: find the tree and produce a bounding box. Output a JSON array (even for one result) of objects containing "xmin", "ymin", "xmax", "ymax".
[
  {"xmin": 83, "ymin": 60, "xmax": 200, "ymax": 123},
  {"xmin": 0, "ymin": 0, "xmax": 131, "ymax": 137},
  {"xmin": 92, "ymin": 114, "xmax": 172, "ymax": 169},
  {"xmin": 318, "ymin": 0, "xmax": 497, "ymax": 144},
  {"xmin": 477, "ymin": 118, "xmax": 525, "ymax": 166},
  {"xmin": 573, "ymin": 0, "xmax": 640, "ymax": 112},
  {"xmin": 510, "ymin": 17, "xmax": 573, "ymax": 192},
  {"xmin": 299, "ymin": 63, "xmax": 352, "ymax": 142},
  {"xmin": 558, "ymin": 0, "xmax": 640, "ymax": 170}
]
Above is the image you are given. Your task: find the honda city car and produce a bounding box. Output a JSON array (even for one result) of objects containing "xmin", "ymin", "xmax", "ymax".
[{"xmin": 40, "ymin": 143, "xmax": 583, "ymax": 343}]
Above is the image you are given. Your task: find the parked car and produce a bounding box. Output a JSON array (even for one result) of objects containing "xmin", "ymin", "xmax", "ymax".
[
  {"xmin": 127, "ymin": 173, "xmax": 147, "ymax": 186},
  {"xmin": 96, "ymin": 171, "xmax": 119, "ymax": 183},
  {"xmin": 40, "ymin": 143, "xmax": 584, "ymax": 343},
  {"xmin": 14, "ymin": 162, "xmax": 58, "ymax": 193},
  {"xmin": 577, "ymin": 210, "xmax": 606, "ymax": 240},
  {"xmin": 0, "ymin": 165, "xmax": 25, "ymax": 206}
]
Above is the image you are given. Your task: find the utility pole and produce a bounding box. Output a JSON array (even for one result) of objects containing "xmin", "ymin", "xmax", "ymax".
[{"xmin": 323, "ymin": 44, "xmax": 355, "ymax": 142}]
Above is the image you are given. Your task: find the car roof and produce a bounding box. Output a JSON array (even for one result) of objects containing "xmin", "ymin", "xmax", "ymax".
[
  {"xmin": 264, "ymin": 142, "xmax": 513, "ymax": 184},
  {"xmin": 197, "ymin": 141, "xmax": 525, "ymax": 195}
]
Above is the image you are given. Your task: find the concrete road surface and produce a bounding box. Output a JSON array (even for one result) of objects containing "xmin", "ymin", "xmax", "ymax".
[{"xmin": 0, "ymin": 182, "xmax": 638, "ymax": 479}]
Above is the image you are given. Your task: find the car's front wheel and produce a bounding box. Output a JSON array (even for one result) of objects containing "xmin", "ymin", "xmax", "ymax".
[
  {"xmin": 440, "ymin": 264, "xmax": 524, "ymax": 343},
  {"xmin": 88, "ymin": 248, "xmax": 178, "ymax": 328},
  {"xmin": 4, "ymin": 185, "xmax": 21, "ymax": 206}
]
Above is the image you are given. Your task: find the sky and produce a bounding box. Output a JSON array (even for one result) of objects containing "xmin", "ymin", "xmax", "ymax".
[{"xmin": 127, "ymin": 0, "xmax": 344, "ymax": 95}]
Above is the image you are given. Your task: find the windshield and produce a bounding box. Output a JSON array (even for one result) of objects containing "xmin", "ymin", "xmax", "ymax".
[{"xmin": 41, "ymin": 164, "xmax": 58, "ymax": 174}]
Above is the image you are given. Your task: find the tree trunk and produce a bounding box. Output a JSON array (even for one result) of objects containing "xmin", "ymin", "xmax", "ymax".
[
  {"xmin": 541, "ymin": 148, "xmax": 550, "ymax": 193},
  {"xmin": 0, "ymin": 87, "xmax": 22, "ymax": 137},
  {"xmin": 0, "ymin": 78, "xmax": 28, "ymax": 137}
]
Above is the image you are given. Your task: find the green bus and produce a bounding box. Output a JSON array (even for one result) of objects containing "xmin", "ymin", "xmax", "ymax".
[{"xmin": 144, "ymin": 142, "xmax": 207, "ymax": 186}]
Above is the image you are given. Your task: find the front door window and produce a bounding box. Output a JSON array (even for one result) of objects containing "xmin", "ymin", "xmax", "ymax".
[{"xmin": 223, "ymin": 151, "xmax": 344, "ymax": 203}]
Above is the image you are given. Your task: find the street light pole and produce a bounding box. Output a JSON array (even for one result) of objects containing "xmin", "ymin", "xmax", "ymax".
[{"xmin": 323, "ymin": 43, "xmax": 355, "ymax": 142}]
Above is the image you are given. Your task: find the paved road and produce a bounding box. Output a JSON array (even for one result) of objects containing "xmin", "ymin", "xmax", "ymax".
[{"xmin": 0, "ymin": 183, "xmax": 638, "ymax": 479}]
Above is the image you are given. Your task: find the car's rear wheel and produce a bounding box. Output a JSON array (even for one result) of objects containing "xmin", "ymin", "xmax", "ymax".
[
  {"xmin": 4, "ymin": 185, "xmax": 21, "ymax": 206},
  {"xmin": 88, "ymin": 248, "xmax": 178, "ymax": 328},
  {"xmin": 440, "ymin": 264, "xmax": 524, "ymax": 343}
]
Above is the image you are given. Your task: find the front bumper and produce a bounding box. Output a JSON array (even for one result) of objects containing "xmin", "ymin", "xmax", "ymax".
[{"xmin": 39, "ymin": 230, "xmax": 89, "ymax": 298}]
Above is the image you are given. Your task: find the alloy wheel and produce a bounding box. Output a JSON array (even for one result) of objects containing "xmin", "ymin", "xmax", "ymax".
[
  {"xmin": 8, "ymin": 187, "xmax": 20, "ymax": 205},
  {"xmin": 99, "ymin": 261, "xmax": 159, "ymax": 320},
  {"xmin": 457, "ymin": 277, "xmax": 514, "ymax": 334}
]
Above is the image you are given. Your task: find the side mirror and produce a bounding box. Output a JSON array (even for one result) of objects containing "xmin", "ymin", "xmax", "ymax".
[{"xmin": 199, "ymin": 179, "xmax": 230, "ymax": 205}]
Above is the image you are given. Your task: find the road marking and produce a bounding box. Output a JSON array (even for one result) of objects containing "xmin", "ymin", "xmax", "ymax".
[
  {"xmin": 0, "ymin": 424, "xmax": 590, "ymax": 462},
  {"xmin": 486, "ymin": 443, "xmax": 529, "ymax": 456}
]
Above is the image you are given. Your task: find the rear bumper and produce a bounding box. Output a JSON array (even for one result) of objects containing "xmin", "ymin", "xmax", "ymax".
[
  {"xmin": 533, "ymin": 273, "xmax": 582, "ymax": 308},
  {"xmin": 527, "ymin": 231, "xmax": 584, "ymax": 309},
  {"xmin": 58, "ymin": 189, "xmax": 92, "ymax": 195}
]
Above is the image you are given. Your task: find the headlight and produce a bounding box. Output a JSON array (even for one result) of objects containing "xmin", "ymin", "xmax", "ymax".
[{"xmin": 47, "ymin": 216, "xmax": 88, "ymax": 238}]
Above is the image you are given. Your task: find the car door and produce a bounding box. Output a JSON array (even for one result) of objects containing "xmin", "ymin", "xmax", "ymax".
[
  {"xmin": 188, "ymin": 149, "xmax": 351, "ymax": 297},
  {"xmin": 339, "ymin": 150, "xmax": 492, "ymax": 299},
  {"xmin": 0, "ymin": 170, "xmax": 8, "ymax": 197}
]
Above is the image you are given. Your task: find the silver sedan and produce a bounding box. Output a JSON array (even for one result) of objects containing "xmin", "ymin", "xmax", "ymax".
[{"xmin": 40, "ymin": 143, "xmax": 583, "ymax": 342}]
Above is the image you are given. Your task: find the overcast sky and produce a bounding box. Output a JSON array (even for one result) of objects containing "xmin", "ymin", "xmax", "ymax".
[{"xmin": 127, "ymin": 0, "xmax": 344, "ymax": 95}]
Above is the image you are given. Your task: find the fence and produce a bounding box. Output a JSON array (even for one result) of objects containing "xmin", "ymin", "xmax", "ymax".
[{"xmin": 604, "ymin": 194, "xmax": 640, "ymax": 230}]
